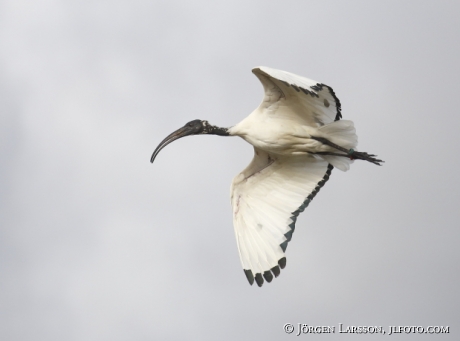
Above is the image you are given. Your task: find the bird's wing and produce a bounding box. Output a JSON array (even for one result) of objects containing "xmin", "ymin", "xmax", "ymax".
[
  {"xmin": 231, "ymin": 148, "xmax": 333, "ymax": 287},
  {"xmin": 252, "ymin": 66, "xmax": 342, "ymax": 126}
]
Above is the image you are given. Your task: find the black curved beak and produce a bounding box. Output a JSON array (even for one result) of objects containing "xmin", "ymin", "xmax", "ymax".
[{"xmin": 150, "ymin": 126, "xmax": 194, "ymax": 163}]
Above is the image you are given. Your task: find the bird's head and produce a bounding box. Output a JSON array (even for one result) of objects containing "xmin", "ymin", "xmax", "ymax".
[{"xmin": 151, "ymin": 119, "xmax": 227, "ymax": 163}]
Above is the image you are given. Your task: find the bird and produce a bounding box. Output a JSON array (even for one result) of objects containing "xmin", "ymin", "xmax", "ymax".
[{"xmin": 150, "ymin": 66, "xmax": 383, "ymax": 287}]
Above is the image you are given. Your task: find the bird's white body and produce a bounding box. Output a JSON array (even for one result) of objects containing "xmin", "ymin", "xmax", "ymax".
[
  {"xmin": 229, "ymin": 110, "xmax": 321, "ymax": 155},
  {"xmin": 230, "ymin": 111, "xmax": 352, "ymax": 157}
]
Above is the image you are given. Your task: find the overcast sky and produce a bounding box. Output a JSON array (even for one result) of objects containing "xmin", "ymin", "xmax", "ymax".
[{"xmin": 1, "ymin": 1, "xmax": 459, "ymax": 340}]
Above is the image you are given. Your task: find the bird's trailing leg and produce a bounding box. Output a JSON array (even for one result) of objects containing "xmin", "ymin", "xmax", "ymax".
[{"xmin": 311, "ymin": 136, "xmax": 383, "ymax": 166}]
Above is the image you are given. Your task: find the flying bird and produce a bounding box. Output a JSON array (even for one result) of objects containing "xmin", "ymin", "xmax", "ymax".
[{"xmin": 150, "ymin": 66, "xmax": 382, "ymax": 287}]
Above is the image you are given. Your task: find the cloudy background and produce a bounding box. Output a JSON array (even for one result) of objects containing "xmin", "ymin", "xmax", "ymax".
[{"xmin": 1, "ymin": 1, "xmax": 459, "ymax": 340}]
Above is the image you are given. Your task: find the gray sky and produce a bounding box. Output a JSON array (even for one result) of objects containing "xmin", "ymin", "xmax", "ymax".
[{"xmin": 1, "ymin": 0, "xmax": 459, "ymax": 340}]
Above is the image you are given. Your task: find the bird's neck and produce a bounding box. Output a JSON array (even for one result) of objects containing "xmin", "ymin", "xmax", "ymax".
[{"xmin": 205, "ymin": 124, "xmax": 230, "ymax": 136}]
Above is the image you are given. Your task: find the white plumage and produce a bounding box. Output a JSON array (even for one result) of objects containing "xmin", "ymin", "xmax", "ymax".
[{"xmin": 151, "ymin": 66, "xmax": 382, "ymax": 287}]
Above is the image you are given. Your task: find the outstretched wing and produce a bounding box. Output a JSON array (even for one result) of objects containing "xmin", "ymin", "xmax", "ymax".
[
  {"xmin": 231, "ymin": 148, "xmax": 333, "ymax": 287},
  {"xmin": 252, "ymin": 66, "xmax": 342, "ymax": 126}
]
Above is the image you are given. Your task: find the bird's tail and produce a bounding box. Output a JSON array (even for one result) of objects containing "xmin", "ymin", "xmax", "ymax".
[{"xmin": 317, "ymin": 120, "xmax": 358, "ymax": 172}]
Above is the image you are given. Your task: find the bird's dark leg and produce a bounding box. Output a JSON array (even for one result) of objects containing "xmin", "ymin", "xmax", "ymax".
[{"xmin": 311, "ymin": 136, "xmax": 383, "ymax": 166}]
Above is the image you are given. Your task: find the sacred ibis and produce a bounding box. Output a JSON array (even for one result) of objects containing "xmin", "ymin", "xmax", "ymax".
[{"xmin": 151, "ymin": 66, "xmax": 382, "ymax": 287}]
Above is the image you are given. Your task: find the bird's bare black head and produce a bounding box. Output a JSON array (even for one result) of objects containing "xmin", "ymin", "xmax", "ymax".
[
  {"xmin": 184, "ymin": 119, "xmax": 206, "ymax": 134},
  {"xmin": 150, "ymin": 119, "xmax": 229, "ymax": 163}
]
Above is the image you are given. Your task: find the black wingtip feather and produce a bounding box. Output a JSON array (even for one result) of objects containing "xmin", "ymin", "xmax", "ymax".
[
  {"xmin": 271, "ymin": 266, "xmax": 281, "ymax": 278},
  {"xmin": 244, "ymin": 269, "xmax": 254, "ymax": 286},
  {"xmin": 263, "ymin": 271, "xmax": 273, "ymax": 283},
  {"xmin": 284, "ymin": 229, "xmax": 293, "ymax": 242},
  {"xmin": 278, "ymin": 257, "xmax": 287, "ymax": 269},
  {"xmin": 280, "ymin": 240, "xmax": 288, "ymax": 252},
  {"xmin": 255, "ymin": 273, "xmax": 264, "ymax": 287}
]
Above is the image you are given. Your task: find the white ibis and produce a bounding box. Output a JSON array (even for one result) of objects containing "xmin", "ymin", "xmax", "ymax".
[{"xmin": 151, "ymin": 66, "xmax": 382, "ymax": 287}]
